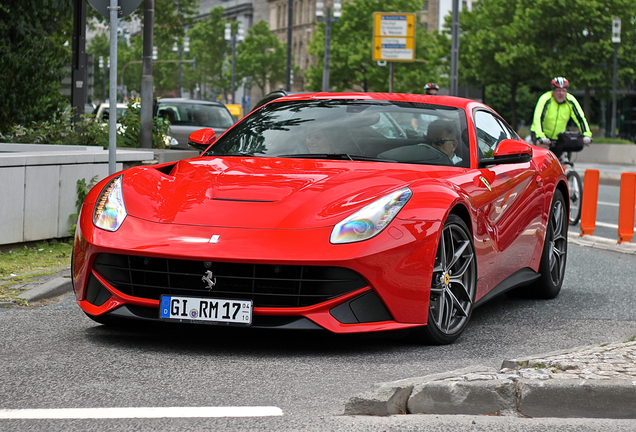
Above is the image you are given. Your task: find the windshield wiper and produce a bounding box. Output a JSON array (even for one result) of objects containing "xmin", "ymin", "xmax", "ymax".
[{"xmin": 277, "ymin": 153, "xmax": 397, "ymax": 162}]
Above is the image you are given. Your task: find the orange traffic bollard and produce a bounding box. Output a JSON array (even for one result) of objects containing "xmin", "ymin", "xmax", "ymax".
[
  {"xmin": 580, "ymin": 169, "xmax": 599, "ymax": 236},
  {"xmin": 618, "ymin": 172, "xmax": 636, "ymax": 243}
]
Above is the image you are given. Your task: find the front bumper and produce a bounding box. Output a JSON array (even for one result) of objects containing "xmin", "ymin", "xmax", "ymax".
[{"xmin": 73, "ymin": 210, "xmax": 440, "ymax": 333}]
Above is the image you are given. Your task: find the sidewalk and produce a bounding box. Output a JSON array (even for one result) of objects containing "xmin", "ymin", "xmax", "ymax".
[
  {"xmin": 345, "ymin": 340, "xmax": 636, "ymax": 418},
  {"xmin": 572, "ymin": 161, "xmax": 636, "ymax": 186}
]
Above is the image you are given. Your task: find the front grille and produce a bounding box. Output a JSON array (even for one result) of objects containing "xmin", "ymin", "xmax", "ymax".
[{"xmin": 92, "ymin": 253, "xmax": 367, "ymax": 308}]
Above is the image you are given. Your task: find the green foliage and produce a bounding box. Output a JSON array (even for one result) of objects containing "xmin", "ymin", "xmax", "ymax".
[
  {"xmin": 187, "ymin": 7, "xmax": 231, "ymax": 99},
  {"xmin": 117, "ymin": 102, "xmax": 170, "ymax": 149},
  {"xmin": 305, "ymin": 0, "xmax": 445, "ymax": 93},
  {"xmin": 484, "ymin": 84, "xmax": 542, "ymax": 129},
  {"xmin": 69, "ymin": 176, "xmax": 99, "ymax": 236},
  {"xmin": 0, "ymin": 0, "xmax": 72, "ymax": 134},
  {"xmin": 235, "ymin": 21, "xmax": 287, "ymax": 97},
  {"xmin": 0, "ymin": 103, "xmax": 170, "ymax": 149},
  {"xmin": 459, "ymin": 0, "xmax": 636, "ymax": 130},
  {"xmin": 0, "ymin": 110, "xmax": 108, "ymax": 146}
]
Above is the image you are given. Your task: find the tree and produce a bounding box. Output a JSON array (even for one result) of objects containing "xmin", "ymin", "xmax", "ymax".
[
  {"xmin": 459, "ymin": 0, "xmax": 636, "ymax": 130},
  {"xmin": 186, "ymin": 7, "xmax": 230, "ymax": 100},
  {"xmin": 458, "ymin": 0, "xmax": 538, "ymax": 130},
  {"xmin": 518, "ymin": 0, "xmax": 636, "ymax": 118},
  {"xmin": 0, "ymin": 0, "xmax": 72, "ymax": 133},
  {"xmin": 235, "ymin": 21, "xmax": 287, "ymax": 97},
  {"xmin": 88, "ymin": 0, "xmax": 200, "ymax": 98},
  {"xmin": 305, "ymin": 0, "xmax": 447, "ymax": 93}
]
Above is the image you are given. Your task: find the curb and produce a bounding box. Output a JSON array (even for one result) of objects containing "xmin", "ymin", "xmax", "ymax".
[
  {"xmin": 15, "ymin": 277, "xmax": 73, "ymax": 303},
  {"xmin": 345, "ymin": 369, "xmax": 636, "ymax": 419},
  {"xmin": 568, "ymin": 232, "xmax": 636, "ymax": 254}
]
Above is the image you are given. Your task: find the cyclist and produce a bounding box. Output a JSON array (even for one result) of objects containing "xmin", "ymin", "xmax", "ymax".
[
  {"xmin": 530, "ymin": 77, "xmax": 592, "ymax": 158},
  {"xmin": 424, "ymin": 83, "xmax": 439, "ymax": 95}
]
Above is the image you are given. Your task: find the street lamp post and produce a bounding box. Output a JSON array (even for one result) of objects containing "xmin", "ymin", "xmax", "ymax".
[
  {"xmin": 99, "ymin": 56, "xmax": 109, "ymax": 102},
  {"xmin": 611, "ymin": 17, "xmax": 621, "ymax": 139},
  {"xmin": 450, "ymin": 0, "xmax": 459, "ymax": 96},
  {"xmin": 173, "ymin": 37, "xmax": 190, "ymax": 97},
  {"xmin": 225, "ymin": 22, "xmax": 244, "ymax": 104},
  {"xmin": 316, "ymin": 1, "xmax": 341, "ymax": 92}
]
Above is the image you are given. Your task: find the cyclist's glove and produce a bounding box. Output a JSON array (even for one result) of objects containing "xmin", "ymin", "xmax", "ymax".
[
  {"xmin": 540, "ymin": 137, "xmax": 551, "ymax": 145},
  {"xmin": 583, "ymin": 136, "xmax": 592, "ymax": 145}
]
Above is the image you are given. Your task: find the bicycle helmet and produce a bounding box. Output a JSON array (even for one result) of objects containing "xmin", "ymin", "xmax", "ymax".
[
  {"xmin": 424, "ymin": 83, "xmax": 439, "ymax": 91},
  {"xmin": 551, "ymin": 77, "xmax": 569, "ymax": 89}
]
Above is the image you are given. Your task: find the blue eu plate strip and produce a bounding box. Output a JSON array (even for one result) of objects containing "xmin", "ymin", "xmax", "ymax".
[{"xmin": 160, "ymin": 296, "xmax": 172, "ymax": 318}]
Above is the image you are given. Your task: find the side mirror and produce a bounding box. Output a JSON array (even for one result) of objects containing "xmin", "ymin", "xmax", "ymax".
[
  {"xmin": 188, "ymin": 128, "xmax": 216, "ymax": 152},
  {"xmin": 479, "ymin": 139, "xmax": 532, "ymax": 167}
]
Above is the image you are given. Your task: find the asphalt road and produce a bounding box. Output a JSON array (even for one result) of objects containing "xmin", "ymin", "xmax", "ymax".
[{"xmin": 1, "ymin": 241, "xmax": 636, "ymax": 431}]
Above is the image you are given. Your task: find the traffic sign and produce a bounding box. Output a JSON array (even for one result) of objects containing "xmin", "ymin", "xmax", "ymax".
[
  {"xmin": 372, "ymin": 12, "xmax": 416, "ymax": 62},
  {"xmin": 87, "ymin": 0, "xmax": 143, "ymax": 19}
]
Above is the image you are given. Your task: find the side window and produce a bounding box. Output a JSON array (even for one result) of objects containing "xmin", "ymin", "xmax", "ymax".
[
  {"xmin": 474, "ymin": 110, "xmax": 509, "ymax": 158},
  {"xmin": 370, "ymin": 112, "xmax": 404, "ymax": 138}
]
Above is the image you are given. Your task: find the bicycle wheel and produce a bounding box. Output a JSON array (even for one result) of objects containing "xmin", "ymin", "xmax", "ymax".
[{"xmin": 566, "ymin": 170, "xmax": 583, "ymax": 225}]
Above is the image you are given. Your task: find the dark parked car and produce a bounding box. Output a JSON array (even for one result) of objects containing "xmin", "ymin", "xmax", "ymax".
[{"xmin": 154, "ymin": 98, "xmax": 235, "ymax": 149}]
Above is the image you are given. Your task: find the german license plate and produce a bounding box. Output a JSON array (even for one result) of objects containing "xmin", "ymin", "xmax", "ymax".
[{"xmin": 160, "ymin": 295, "xmax": 252, "ymax": 325}]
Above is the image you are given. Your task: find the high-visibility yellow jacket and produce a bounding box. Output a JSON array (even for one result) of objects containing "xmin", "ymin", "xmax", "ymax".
[{"xmin": 530, "ymin": 91, "xmax": 592, "ymax": 139}]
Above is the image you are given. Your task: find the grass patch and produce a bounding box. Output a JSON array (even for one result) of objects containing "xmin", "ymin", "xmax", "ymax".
[
  {"xmin": 593, "ymin": 138, "xmax": 634, "ymax": 144},
  {"xmin": 0, "ymin": 239, "xmax": 73, "ymax": 279}
]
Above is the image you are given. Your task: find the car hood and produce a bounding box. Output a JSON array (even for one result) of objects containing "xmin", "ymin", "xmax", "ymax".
[{"xmin": 122, "ymin": 157, "xmax": 452, "ymax": 229}]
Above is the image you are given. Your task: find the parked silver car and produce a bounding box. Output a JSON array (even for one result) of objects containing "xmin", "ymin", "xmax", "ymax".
[{"xmin": 155, "ymin": 98, "xmax": 235, "ymax": 149}]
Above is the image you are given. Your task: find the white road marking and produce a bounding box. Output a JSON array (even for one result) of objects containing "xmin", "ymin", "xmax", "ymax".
[
  {"xmin": 0, "ymin": 406, "xmax": 283, "ymax": 419},
  {"xmin": 596, "ymin": 221, "xmax": 619, "ymax": 229},
  {"xmin": 598, "ymin": 201, "xmax": 619, "ymax": 207}
]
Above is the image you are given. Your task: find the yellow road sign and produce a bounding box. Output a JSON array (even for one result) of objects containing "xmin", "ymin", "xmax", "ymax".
[{"xmin": 373, "ymin": 12, "xmax": 416, "ymax": 62}]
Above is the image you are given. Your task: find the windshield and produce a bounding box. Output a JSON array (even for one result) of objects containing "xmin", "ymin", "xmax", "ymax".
[
  {"xmin": 204, "ymin": 99, "xmax": 469, "ymax": 167},
  {"xmin": 157, "ymin": 102, "xmax": 234, "ymax": 128}
]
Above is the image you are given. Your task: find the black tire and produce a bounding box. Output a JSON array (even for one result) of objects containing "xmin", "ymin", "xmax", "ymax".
[
  {"xmin": 534, "ymin": 189, "xmax": 568, "ymax": 299},
  {"xmin": 411, "ymin": 214, "xmax": 477, "ymax": 345},
  {"xmin": 566, "ymin": 170, "xmax": 582, "ymax": 226}
]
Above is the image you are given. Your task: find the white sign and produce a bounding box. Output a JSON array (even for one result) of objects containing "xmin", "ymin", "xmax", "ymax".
[{"xmin": 380, "ymin": 16, "xmax": 408, "ymax": 36}]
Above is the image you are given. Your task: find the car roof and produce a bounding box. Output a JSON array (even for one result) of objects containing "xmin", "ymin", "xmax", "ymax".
[
  {"xmin": 156, "ymin": 98, "xmax": 225, "ymax": 107},
  {"xmin": 261, "ymin": 92, "xmax": 487, "ymax": 111}
]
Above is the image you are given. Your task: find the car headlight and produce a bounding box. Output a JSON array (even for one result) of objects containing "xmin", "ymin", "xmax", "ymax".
[
  {"xmin": 330, "ymin": 187, "xmax": 412, "ymax": 244},
  {"xmin": 163, "ymin": 135, "xmax": 179, "ymax": 147},
  {"xmin": 93, "ymin": 175, "xmax": 127, "ymax": 231}
]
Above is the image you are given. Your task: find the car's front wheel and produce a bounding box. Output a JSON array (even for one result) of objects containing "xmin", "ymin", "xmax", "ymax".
[
  {"xmin": 412, "ymin": 214, "xmax": 477, "ymax": 345},
  {"xmin": 534, "ymin": 189, "xmax": 568, "ymax": 298}
]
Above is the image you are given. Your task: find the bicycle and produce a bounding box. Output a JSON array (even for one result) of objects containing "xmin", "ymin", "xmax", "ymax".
[{"xmin": 550, "ymin": 132, "xmax": 586, "ymax": 226}]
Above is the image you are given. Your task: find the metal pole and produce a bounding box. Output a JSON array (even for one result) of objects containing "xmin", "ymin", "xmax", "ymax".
[
  {"xmin": 389, "ymin": 62, "xmax": 394, "ymax": 93},
  {"xmin": 178, "ymin": 44, "xmax": 183, "ymax": 97},
  {"xmin": 322, "ymin": 6, "xmax": 331, "ymax": 92},
  {"xmin": 611, "ymin": 43, "xmax": 618, "ymax": 139},
  {"xmin": 140, "ymin": 0, "xmax": 155, "ymax": 149},
  {"xmin": 286, "ymin": 0, "xmax": 293, "ymax": 91},
  {"xmin": 108, "ymin": 0, "xmax": 119, "ymax": 175},
  {"xmin": 103, "ymin": 66, "xmax": 107, "ymax": 101},
  {"xmin": 231, "ymin": 32, "xmax": 237, "ymax": 103},
  {"xmin": 71, "ymin": 0, "xmax": 87, "ymax": 124},
  {"xmin": 450, "ymin": 0, "xmax": 459, "ymax": 96}
]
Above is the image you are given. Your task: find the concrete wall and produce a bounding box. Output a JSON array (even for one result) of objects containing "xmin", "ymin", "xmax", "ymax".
[
  {"xmin": 0, "ymin": 144, "xmax": 155, "ymax": 246},
  {"xmin": 573, "ymin": 143, "xmax": 636, "ymax": 165}
]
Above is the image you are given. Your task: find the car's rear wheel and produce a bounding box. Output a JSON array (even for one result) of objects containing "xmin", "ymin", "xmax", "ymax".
[
  {"xmin": 533, "ymin": 189, "xmax": 568, "ymax": 298},
  {"xmin": 412, "ymin": 214, "xmax": 477, "ymax": 345}
]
